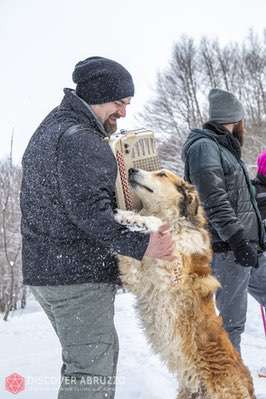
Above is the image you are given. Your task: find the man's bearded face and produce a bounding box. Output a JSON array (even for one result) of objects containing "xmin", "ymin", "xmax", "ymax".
[{"xmin": 104, "ymin": 112, "xmax": 121, "ymax": 135}]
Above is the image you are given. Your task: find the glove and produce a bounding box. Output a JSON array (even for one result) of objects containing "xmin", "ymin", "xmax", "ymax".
[{"xmin": 228, "ymin": 231, "xmax": 258, "ymax": 268}]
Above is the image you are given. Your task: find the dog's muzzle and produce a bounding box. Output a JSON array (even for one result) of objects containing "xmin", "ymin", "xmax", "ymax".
[{"xmin": 128, "ymin": 168, "xmax": 154, "ymax": 193}]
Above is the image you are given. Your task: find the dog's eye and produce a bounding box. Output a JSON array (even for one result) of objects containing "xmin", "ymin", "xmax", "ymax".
[{"xmin": 157, "ymin": 172, "xmax": 167, "ymax": 177}]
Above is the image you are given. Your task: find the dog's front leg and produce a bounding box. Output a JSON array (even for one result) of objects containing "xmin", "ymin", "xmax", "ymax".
[
  {"xmin": 117, "ymin": 255, "xmax": 143, "ymax": 295},
  {"xmin": 114, "ymin": 209, "xmax": 163, "ymax": 294},
  {"xmin": 114, "ymin": 209, "xmax": 163, "ymax": 233}
]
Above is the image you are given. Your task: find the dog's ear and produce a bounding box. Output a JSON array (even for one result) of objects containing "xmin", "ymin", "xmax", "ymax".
[
  {"xmin": 186, "ymin": 189, "xmax": 199, "ymax": 218},
  {"xmin": 177, "ymin": 182, "xmax": 199, "ymax": 219}
]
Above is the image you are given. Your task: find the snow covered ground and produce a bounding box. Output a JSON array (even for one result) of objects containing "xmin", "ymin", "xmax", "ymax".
[{"xmin": 0, "ymin": 292, "xmax": 265, "ymax": 398}]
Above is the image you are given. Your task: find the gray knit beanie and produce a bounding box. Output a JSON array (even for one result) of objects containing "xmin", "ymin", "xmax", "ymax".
[{"xmin": 208, "ymin": 88, "xmax": 245, "ymax": 124}]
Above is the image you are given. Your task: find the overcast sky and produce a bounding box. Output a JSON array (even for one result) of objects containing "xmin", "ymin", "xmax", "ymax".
[{"xmin": 1, "ymin": 0, "xmax": 266, "ymax": 163}]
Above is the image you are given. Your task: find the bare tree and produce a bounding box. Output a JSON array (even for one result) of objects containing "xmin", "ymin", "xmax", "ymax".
[
  {"xmin": 0, "ymin": 135, "xmax": 23, "ymax": 320},
  {"xmin": 242, "ymin": 31, "xmax": 266, "ymax": 125},
  {"xmin": 200, "ymin": 38, "xmax": 221, "ymax": 89},
  {"xmin": 137, "ymin": 32, "xmax": 266, "ymax": 175},
  {"xmin": 136, "ymin": 36, "xmax": 204, "ymax": 174}
]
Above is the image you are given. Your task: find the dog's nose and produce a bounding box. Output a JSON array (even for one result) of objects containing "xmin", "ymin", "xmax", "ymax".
[{"xmin": 128, "ymin": 168, "xmax": 138, "ymax": 177}]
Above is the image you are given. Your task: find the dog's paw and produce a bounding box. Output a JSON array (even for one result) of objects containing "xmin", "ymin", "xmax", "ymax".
[
  {"xmin": 114, "ymin": 209, "xmax": 136, "ymax": 225},
  {"xmin": 114, "ymin": 209, "xmax": 163, "ymax": 233},
  {"xmin": 143, "ymin": 216, "xmax": 163, "ymax": 232}
]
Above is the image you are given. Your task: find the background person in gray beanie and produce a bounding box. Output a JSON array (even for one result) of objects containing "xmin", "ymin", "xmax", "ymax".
[
  {"xmin": 182, "ymin": 88, "xmax": 266, "ymax": 354},
  {"xmin": 20, "ymin": 56, "xmax": 176, "ymax": 399}
]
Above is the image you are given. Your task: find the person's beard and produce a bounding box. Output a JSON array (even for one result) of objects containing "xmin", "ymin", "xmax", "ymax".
[
  {"xmin": 232, "ymin": 120, "xmax": 244, "ymax": 147},
  {"xmin": 104, "ymin": 112, "xmax": 120, "ymax": 135}
]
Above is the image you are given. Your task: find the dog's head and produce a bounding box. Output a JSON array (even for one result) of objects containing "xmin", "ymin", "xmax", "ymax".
[{"xmin": 128, "ymin": 168, "xmax": 205, "ymax": 224}]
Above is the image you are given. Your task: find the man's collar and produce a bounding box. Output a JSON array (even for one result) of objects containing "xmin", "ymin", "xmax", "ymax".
[{"xmin": 62, "ymin": 88, "xmax": 108, "ymax": 138}]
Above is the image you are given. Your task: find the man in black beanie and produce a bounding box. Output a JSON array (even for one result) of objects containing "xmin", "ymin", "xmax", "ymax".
[
  {"xmin": 20, "ymin": 56, "xmax": 175, "ymax": 399},
  {"xmin": 72, "ymin": 56, "xmax": 135, "ymax": 134},
  {"xmin": 182, "ymin": 88, "xmax": 266, "ymax": 354}
]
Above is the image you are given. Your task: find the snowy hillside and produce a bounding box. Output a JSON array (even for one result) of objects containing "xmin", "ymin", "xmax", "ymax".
[{"xmin": 0, "ymin": 293, "xmax": 265, "ymax": 398}]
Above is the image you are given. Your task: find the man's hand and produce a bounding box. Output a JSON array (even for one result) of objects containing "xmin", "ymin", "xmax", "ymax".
[{"xmin": 144, "ymin": 224, "xmax": 177, "ymax": 261}]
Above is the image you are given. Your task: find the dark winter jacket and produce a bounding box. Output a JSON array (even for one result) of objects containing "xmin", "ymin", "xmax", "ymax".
[
  {"xmin": 20, "ymin": 88, "xmax": 150, "ymax": 286},
  {"xmin": 182, "ymin": 125, "xmax": 265, "ymax": 253},
  {"xmin": 252, "ymin": 174, "xmax": 266, "ymax": 221}
]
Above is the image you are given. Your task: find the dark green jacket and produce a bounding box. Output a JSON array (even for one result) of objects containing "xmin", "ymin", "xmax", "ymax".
[{"xmin": 182, "ymin": 128, "xmax": 265, "ymax": 252}]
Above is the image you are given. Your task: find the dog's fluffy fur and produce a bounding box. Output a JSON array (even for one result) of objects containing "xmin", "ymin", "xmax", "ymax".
[{"xmin": 115, "ymin": 169, "xmax": 255, "ymax": 399}]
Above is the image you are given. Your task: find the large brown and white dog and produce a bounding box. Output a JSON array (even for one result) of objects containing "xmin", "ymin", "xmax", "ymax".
[{"xmin": 114, "ymin": 168, "xmax": 255, "ymax": 399}]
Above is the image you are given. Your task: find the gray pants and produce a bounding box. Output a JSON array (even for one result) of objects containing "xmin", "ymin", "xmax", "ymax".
[
  {"xmin": 212, "ymin": 252, "xmax": 266, "ymax": 353},
  {"xmin": 31, "ymin": 283, "xmax": 118, "ymax": 399}
]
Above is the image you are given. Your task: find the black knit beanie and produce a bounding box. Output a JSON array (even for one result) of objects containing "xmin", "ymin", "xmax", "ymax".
[{"xmin": 72, "ymin": 56, "xmax": 135, "ymax": 104}]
